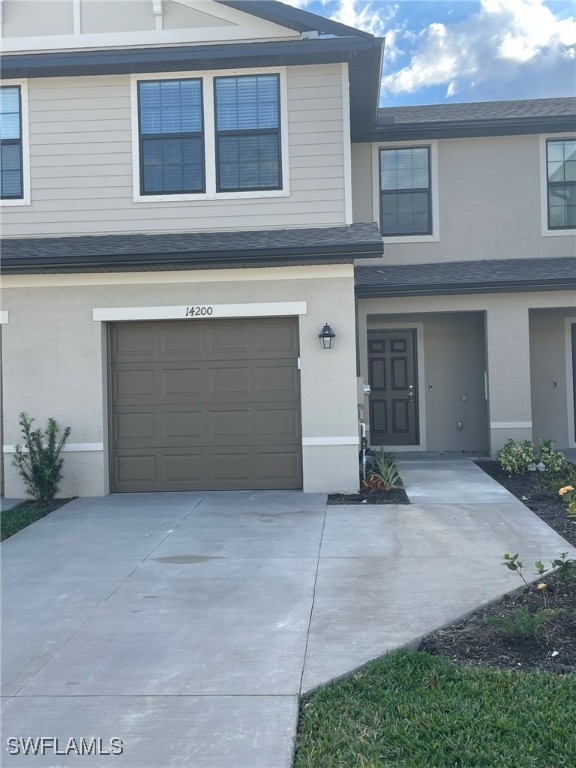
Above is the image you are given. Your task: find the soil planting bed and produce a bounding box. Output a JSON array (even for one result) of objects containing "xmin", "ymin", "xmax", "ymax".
[
  {"xmin": 328, "ymin": 488, "xmax": 410, "ymax": 505},
  {"xmin": 420, "ymin": 460, "xmax": 576, "ymax": 674}
]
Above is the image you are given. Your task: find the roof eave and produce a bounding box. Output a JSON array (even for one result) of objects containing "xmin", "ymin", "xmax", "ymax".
[
  {"xmin": 355, "ymin": 278, "xmax": 576, "ymax": 298},
  {"xmin": 368, "ymin": 115, "xmax": 576, "ymax": 142}
]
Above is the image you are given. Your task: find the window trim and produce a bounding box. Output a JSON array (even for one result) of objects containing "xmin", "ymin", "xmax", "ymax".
[
  {"xmin": 372, "ymin": 140, "xmax": 439, "ymax": 243},
  {"xmin": 130, "ymin": 68, "xmax": 290, "ymax": 203},
  {"xmin": 0, "ymin": 79, "xmax": 30, "ymax": 207},
  {"xmin": 214, "ymin": 73, "xmax": 282, "ymax": 193},
  {"xmin": 540, "ymin": 134, "xmax": 576, "ymax": 236}
]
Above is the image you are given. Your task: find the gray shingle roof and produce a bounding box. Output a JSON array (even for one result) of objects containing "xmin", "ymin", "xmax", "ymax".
[
  {"xmin": 1, "ymin": 223, "xmax": 383, "ymax": 274},
  {"xmin": 377, "ymin": 98, "xmax": 576, "ymax": 126},
  {"xmin": 355, "ymin": 257, "xmax": 576, "ymax": 296}
]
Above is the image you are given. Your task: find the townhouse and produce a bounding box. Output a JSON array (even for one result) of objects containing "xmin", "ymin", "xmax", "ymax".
[{"xmin": 0, "ymin": 0, "xmax": 574, "ymax": 497}]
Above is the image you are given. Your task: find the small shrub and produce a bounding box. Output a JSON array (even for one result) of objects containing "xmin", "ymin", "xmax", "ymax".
[
  {"xmin": 363, "ymin": 450, "xmax": 403, "ymax": 491},
  {"xmin": 497, "ymin": 439, "xmax": 536, "ymax": 476},
  {"xmin": 488, "ymin": 605, "xmax": 554, "ymax": 640},
  {"xmin": 537, "ymin": 439, "xmax": 572, "ymax": 477},
  {"xmin": 551, "ymin": 552, "xmax": 575, "ymax": 581},
  {"xmin": 13, "ymin": 412, "xmax": 71, "ymax": 504}
]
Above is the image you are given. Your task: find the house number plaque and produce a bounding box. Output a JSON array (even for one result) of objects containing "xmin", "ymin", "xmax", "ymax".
[{"xmin": 185, "ymin": 306, "xmax": 214, "ymax": 317}]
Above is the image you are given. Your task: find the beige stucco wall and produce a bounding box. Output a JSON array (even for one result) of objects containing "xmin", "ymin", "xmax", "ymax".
[
  {"xmin": 2, "ymin": 265, "xmax": 360, "ymax": 496},
  {"xmin": 353, "ymin": 134, "xmax": 575, "ymax": 266},
  {"xmin": 530, "ymin": 308, "xmax": 576, "ymax": 449},
  {"xmin": 358, "ymin": 290, "xmax": 576, "ymax": 455},
  {"xmin": 363, "ymin": 311, "xmax": 488, "ymax": 453}
]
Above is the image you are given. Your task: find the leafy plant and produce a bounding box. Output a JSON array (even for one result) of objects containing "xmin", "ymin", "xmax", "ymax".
[
  {"xmin": 551, "ymin": 552, "xmax": 575, "ymax": 581},
  {"xmin": 496, "ymin": 439, "xmax": 536, "ymax": 476},
  {"xmin": 559, "ymin": 485, "xmax": 576, "ymax": 520},
  {"xmin": 487, "ymin": 605, "xmax": 554, "ymax": 640},
  {"xmin": 13, "ymin": 412, "xmax": 71, "ymax": 504},
  {"xmin": 537, "ymin": 439, "xmax": 572, "ymax": 477},
  {"xmin": 363, "ymin": 450, "xmax": 403, "ymax": 491}
]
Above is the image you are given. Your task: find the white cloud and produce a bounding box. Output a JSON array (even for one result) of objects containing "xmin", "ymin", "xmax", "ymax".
[{"xmin": 381, "ymin": 0, "xmax": 576, "ymax": 99}]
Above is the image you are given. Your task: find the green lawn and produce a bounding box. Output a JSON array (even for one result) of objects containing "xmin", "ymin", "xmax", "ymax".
[
  {"xmin": 294, "ymin": 650, "xmax": 576, "ymax": 768},
  {"xmin": 1, "ymin": 503, "xmax": 51, "ymax": 541}
]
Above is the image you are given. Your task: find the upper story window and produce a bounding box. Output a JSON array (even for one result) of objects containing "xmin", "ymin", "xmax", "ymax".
[
  {"xmin": 138, "ymin": 78, "xmax": 204, "ymax": 195},
  {"xmin": 0, "ymin": 86, "xmax": 23, "ymax": 200},
  {"xmin": 547, "ymin": 139, "xmax": 575, "ymax": 230},
  {"xmin": 215, "ymin": 74, "xmax": 281, "ymax": 192},
  {"xmin": 379, "ymin": 147, "xmax": 431, "ymax": 236}
]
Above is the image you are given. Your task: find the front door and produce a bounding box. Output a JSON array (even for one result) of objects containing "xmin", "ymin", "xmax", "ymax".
[{"xmin": 368, "ymin": 329, "xmax": 419, "ymax": 446}]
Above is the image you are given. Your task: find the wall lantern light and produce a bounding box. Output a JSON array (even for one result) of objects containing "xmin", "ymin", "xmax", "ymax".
[{"xmin": 318, "ymin": 323, "xmax": 336, "ymax": 349}]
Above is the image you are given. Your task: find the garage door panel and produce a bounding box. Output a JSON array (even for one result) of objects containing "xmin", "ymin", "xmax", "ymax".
[
  {"xmin": 255, "ymin": 365, "xmax": 299, "ymax": 397},
  {"xmin": 253, "ymin": 322, "xmax": 299, "ymax": 355},
  {"xmin": 114, "ymin": 455, "xmax": 157, "ymax": 485},
  {"xmin": 254, "ymin": 408, "xmax": 299, "ymax": 440},
  {"xmin": 111, "ymin": 325, "xmax": 155, "ymax": 359},
  {"xmin": 161, "ymin": 326, "xmax": 204, "ymax": 355},
  {"xmin": 161, "ymin": 367, "xmax": 204, "ymax": 399},
  {"xmin": 110, "ymin": 318, "xmax": 302, "ymax": 491},
  {"xmin": 112, "ymin": 368, "xmax": 155, "ymax": 400},
  {"xmin": 258, "ymin": 451, "xmax": 301, "ymax": 483}
]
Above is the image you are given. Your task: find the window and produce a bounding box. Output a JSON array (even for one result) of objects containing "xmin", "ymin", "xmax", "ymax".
[
  {"xmin": 547, "ymin": 139, "xmax": 576, "ymax": 230},
  {"xmin": 138, "ymin": 78, "xmax": 204, "ymax": 195},
  {"xmin": 215, "ymin": 74, "xmax": 281, "ymax": 191},
  {"xmin": 0, "ymin": 86, "xmax": 23, "ymax": 200},
  {"xmin": 379, "ymin": 147, "xmax": 431, "ymax": 236}
]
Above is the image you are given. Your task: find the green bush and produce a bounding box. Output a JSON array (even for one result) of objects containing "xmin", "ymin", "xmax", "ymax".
[
  {"xmin": 496, "ymin": 439, "xmax": 536, "ymax": 475},
  {"xmin": 13, "ymin": 412, "xmax": 71, "ymax": 504},
  {"xmin": 537, "ymin": 438, "xmax": 572, "ymax": 477},
  {"xmin": 364, "ymin": 449, "xmax": 403, "ymax": 491},
  {"xmin": 487, "ymin": 605, "xmax": 554, "ymax": 640}
]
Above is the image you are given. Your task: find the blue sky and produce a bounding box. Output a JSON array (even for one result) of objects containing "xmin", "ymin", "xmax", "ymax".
[{"xmin": 285, "ymin": 0, "xmax": 576, "ymax": 106}]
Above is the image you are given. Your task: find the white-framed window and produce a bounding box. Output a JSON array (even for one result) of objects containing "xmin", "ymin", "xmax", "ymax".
[
  {"xmin": 540, "ymin": 134, "xmax": 576, "ymax": 237},
  {"xmin": 131, "ymin": 68, "xmax": 289, "ymax": 203},
  {"xmin": 372, "ymin": 140, "xmax": 439, "ymax": 243},
  {"xmin": 0, "ymin": 79, "xmax": 30, "ymax": 207}
]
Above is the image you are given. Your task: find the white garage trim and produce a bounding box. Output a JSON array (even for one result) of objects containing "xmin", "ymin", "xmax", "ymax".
[
  {"xmin": 303, "ymin": 436, "xmax": 360, "ymax": 446},
  {"xmin": 490, "ymin": 422, "xmax": 533, "ymax": 429},
  {"xmin": 3, "ymin": 442, "xmax": 104, "ymax": 453},
  {"xmin": 0, "ymin": 312, "xmax": 9, "ymax": 324},
  {"xmin": 93, "ymin": 302, "xmax": 307, "ymax": 322}
]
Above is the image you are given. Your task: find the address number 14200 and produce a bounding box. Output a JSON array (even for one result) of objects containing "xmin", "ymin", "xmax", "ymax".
[{"xmin": 185, "ymin": 306, "xmax": 214, "ymax": 317}]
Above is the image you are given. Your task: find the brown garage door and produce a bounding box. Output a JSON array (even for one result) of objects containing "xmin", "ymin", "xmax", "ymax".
[{"xmin": 109, "ymin": 318, "xmax": 302, "ymax": 492}]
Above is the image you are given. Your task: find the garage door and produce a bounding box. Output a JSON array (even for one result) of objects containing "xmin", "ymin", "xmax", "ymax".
[{"xmin": 109, "ymin": 318, "xmax": 302, "ymax": 492}]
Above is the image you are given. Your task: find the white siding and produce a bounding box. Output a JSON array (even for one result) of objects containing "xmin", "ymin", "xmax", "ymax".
[{"xmin": 2, "ymin": 65, "xmax": 347, "ymax": 237}]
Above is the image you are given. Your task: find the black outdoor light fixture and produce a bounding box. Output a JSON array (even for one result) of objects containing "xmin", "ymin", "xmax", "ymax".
[{"xmin": 318, "ymin": 323, "xmax": 336, "ymax": 349}]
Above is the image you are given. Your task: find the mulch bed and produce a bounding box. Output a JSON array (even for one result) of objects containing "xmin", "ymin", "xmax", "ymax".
[
  {"xmin": 420, "ymin": 460, "xmax": 576, "ymax": 674},
  {"xmin": 328, "ymin": 488, "xmax": 410, "ymax": 505},
  {"xmin": 9, "ymin": 498, "xmax": 75, "ymax": 515}
]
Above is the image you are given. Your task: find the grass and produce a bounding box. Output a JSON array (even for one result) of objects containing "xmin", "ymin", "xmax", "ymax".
[
  {"xmin": 0, "ymin": 502, "xmax": 49, "ymax": 541},
  {"xmin": 0, "ymin": 498, "xmax": 73, "ymax": 541},
  {"xmin": 294, "ymin": 650, "xmax": 576, "ymax": 768}
]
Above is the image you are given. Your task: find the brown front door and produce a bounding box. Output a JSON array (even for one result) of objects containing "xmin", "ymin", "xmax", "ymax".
[
  {"xmin": 109, "ymin": 318, "xmax": 302, "ymax": 492},
  {"xmin": 368, "ymin": 329, "xmax": 419, "ymax": 446}
]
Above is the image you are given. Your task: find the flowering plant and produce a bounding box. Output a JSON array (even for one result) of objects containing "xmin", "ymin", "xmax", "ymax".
[{"xmin": 559, "ymin": 485, "xmax": 576, "ymax": 519}]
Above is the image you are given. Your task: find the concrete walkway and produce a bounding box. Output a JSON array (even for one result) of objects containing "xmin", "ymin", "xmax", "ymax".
[{"xmin": 2, "ymin": 460, "xmax": 575, "ymax": 767}]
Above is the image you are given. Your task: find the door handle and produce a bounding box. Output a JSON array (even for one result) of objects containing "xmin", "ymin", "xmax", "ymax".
[{"xmin": 405, "ymin": 385, "xmax": 415, "ymax": 401}]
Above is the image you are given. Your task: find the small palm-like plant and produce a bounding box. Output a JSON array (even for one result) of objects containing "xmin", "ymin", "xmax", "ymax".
[
  {"xmin": 13, "ymin": 412, "xmax": 71, "ymax": 504},
  {"xmin": 364, "ymin": 450, "xmax": 403, "ymax": 491}
]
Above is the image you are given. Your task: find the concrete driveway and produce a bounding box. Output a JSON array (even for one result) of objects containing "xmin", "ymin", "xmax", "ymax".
[{"xmin": 2, "ymin": 460, "xmax": 575, "ymax": 767}]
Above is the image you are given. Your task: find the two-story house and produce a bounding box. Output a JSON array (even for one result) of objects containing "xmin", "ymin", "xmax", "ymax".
[
  {"xmin": 1, "ymin": 0, "xmax": 575, "ymax": 499},
  {"xmin": 353, "ymin": 100, "xmax": 576, "ymax": 459}
]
